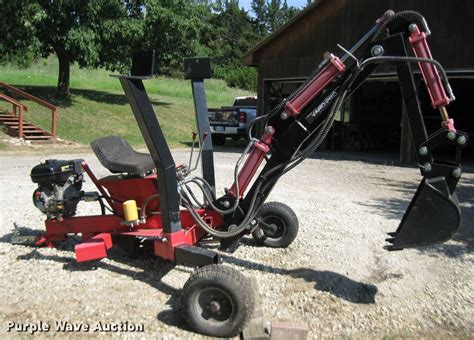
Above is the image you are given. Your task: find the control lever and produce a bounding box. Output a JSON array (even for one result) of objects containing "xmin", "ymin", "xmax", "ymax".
[
  {"xmin": 188, "ymin": 131, "xmax": 198, "ymax": 171},
  {"xmin": 191, "ymin": 132, "xmax": 209, "ymax": 172}
]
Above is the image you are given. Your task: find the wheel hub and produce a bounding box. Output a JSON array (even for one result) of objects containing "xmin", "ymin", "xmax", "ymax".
[
  {"xmin": 194, "ymin": 287, "xmax": 233, "ymax": 322},
  {"xmin": 209, "ymin": 301, "xmax": 221, "ymax": 313},
  {"xmin": 264, "ymin": 223, "xmax": 278, "ymax": 236},
  {"xmin": 260, "ymin": 215, "xmax": 285, "ymax": 239}
]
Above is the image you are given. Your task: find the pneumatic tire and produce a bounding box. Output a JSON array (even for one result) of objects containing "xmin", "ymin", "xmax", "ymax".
[
  {"xmin": 252, "ymin": 201, "xmax": 299, "ymax": 248},
  {"xmin": 181, "ymin": 264, "xmax": 255, "ymax": 337}
]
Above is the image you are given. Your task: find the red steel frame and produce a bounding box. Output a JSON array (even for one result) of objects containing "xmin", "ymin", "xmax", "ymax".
[
  {"xmin": 38, "ymin": 162, "xmax": 223, "ymax": 262},
  {"xmin": 37, "ymin": 118, "xmax": 274, "ymax": 263}
]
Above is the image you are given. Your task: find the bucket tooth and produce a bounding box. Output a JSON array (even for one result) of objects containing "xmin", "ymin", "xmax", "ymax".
[
  {"xmin": 386, "ymin": 232, "xmax": 397, "ymax": 237},
  {"xmin": 385, "ymin": 237, "xmax": 395, "ymax": 243}
]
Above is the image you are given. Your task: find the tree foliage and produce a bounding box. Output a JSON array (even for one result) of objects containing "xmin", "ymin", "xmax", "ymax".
[
  {"xmin": 0, "ymin": 0, "xmax": 135, "ymax": 95},
  {"xmin": 0, "ymin": 0, "xmax": 301, "ymax": 95},
  {"xmin": 252, "ymin": 0, "xmax": 300, "ymax": 34}
]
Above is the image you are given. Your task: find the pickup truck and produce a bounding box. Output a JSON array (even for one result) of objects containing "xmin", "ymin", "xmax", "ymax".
[{"xmin": 208, "ymin": 96, "xmax": 257, "ymax": 146}]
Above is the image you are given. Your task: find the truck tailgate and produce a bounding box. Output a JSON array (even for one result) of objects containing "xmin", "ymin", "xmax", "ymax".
[{"xmin": 208, "ymin": 108, "xmax": 240, "ymax": 127}]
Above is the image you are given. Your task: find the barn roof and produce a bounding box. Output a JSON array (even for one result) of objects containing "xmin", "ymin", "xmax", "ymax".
[{"xmin": 242, "ymin": 0, "xmax": 325, "ymax": 66}]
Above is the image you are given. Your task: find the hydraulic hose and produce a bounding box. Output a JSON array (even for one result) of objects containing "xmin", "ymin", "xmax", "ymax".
[
  {"xmin": 256, "ymin": 10, "xmax": 430, "ymax": 138},
  {"xmin": 179, "ymin": 138, "xmax": 256, "ymax": 215},
  {"xmin": 372, "ymin": 10, "xmax": 430, "ymax": 42},
  {"xmin": 180, "ymin": 180, "xmax": 264, "ymax": 238},
  {"xmin": 183, "ymin": 183, "xmax": 205, "ymax": 208},
  {"xmin": 186, "ymin": 11, "xmax": 443, "ymax": 238},
  {"xmin": 140, "ymin": 194, "xmax": 160, "ymax": 220},
  {"xmin": 257, "ymin": 70, "xmax": 355, "ymax": 189},
  {"xmin": 358, "ymin": 55, "xmax": 454, "ymax": 101},
  {"xmin": 274, "ymin": 57, "xmax": 451, "ymax": 180},
  {"xmin": 248, "ymin": 114, "xmax": 268, "ymax": 140},
  {"xmin": 251, "ymin": 57, "xmax": 334, "ymax": 135}
]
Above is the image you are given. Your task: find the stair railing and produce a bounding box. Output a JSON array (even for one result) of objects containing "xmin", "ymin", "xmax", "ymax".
[
  {"xmin": 0, "ymin": 93, "xmax": 27, "ymax": 138},
  {"xmin": 0, "ymin": 82, "xmax": 58, "ymax": 137}
]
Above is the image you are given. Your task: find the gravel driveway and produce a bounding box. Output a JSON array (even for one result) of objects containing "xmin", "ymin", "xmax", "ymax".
[{"xmin": 0, "ymin": 148, "xmax": 472, "ymax": 339}]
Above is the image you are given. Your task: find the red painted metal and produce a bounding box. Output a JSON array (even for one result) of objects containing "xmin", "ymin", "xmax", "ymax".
[
  {"xmin": 83, "ymin": 162, "xmax": 159, "ymax": 215},
  {"xmin": 228, "ymin": 127, "xmax": 274, "ymax": 197},
  {"xmin": 408, "ymin": 26, "xmax": 449, "ymax": 108},
  {"xmin": 45, "ymin": 215, "xmax": 125, "ymax": 235},
  {"xmin": 40, "ymin": 154, "xmax": 226, "ymax": 262},
  {"xmin": 76, "ymin": 241, "xmax": 107, "ymax": 262},
  {"xmin": 42, "ymin": 208, "xmax": 223, "ymax": 262},
  {"xmin": 75, "ymin": 233, "xmax": 113, "ymax": 262},
  {"xmin": 284, "ymin": 55, "xmax": 345, "ymax": 117},
  {"xmin": 35, "ymin": 235, "xmax": 54, "ymax": 248},
  {"xmin": 155, "ymin": 230, "xmax": 187, "ymax": 260},
  {"xmin": 99, "ymin": 175, "xmax": 159, "ymax": 214}
]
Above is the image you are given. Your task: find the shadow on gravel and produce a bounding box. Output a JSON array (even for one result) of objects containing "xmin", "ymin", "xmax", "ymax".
[
  {"xmin": 357, "ymin": 174, "xmax": 474, "ymax": 259},
  {"xmin": 3, "ymin": 228, "xmax": 376, "ymax": 326},
  {"xmin": 417, "ymin": 176, "xmax": 474, "ymax": 259},
  {"xmin": 359, "ymin": 176, "xmax": 417, "ymax": 220},
  {"xmin": 1, "ymin": 227, "xmax": 190, "ymax": 330},
  {"xmin": 222, "ymin": 253, "xmax": 377, "ymax": 304}
]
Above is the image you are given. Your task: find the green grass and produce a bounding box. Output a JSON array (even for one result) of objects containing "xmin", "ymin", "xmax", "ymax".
[{"xmin": 0, "ymin": 58, "xmax": 253, "ymax": 147}]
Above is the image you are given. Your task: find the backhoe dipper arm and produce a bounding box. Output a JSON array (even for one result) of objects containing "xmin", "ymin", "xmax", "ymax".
[{"xmin": 217, "ymin": 10, "xmax": 468, "ymax": 251}]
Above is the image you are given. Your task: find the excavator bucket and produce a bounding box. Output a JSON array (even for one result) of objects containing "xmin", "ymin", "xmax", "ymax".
[{"xmin": 385, "ymin": 176, "xmax": 461, "ymax": 250}]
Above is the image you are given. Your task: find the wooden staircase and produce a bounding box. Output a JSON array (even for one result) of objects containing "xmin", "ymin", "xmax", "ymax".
[
  {"xmin": 0, "ymin": 112, "xmax": 53, "ymax": 141},
  {"xmin": 0, "ymin": 82, "xmax": 57, "ymax": 141}
]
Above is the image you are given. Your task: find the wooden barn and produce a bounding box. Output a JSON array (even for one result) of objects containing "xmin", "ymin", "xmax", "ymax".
[{"xmin": 243, "ymin": 0, "xmax": 474, "ymax": 161}]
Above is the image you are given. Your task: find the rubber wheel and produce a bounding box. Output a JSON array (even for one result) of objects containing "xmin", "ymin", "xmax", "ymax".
[
  {"xmin": 181, "ymin": 265, "xmax": 255, "ymax": 337},
  {"xmin": 252, "ymin": 201, "xmax": 299, "ymax": 248},
  {"xmin": 212, "ymin": 134, "xmax": 226, "ymax": 146}
]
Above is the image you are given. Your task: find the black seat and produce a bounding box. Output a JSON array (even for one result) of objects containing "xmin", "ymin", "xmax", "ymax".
[{"xmin": 91, "ymin": 136, "xmax": 155, "ymax": 177}]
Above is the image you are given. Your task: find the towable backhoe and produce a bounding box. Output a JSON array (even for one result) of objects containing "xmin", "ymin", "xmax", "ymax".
[{"xmin": 23, "ymin": 10, "xmax": 468, "ymax": 337}]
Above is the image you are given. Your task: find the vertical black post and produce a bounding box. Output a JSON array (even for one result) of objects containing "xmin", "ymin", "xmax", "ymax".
[
  {"xmin": 191, "ymin": 80, "xmax": 216, "ymax": 192},
  {"xmin": 374, "ymin": 34, "xmax": 430, "ymax": 163},
  {"xmin": 400, "ymin": 100, "xmax": 416, "ymax": 163},
  {"xmin": 397, "ymin": 66, "xmax": 429, "ymax": 150},
  {"xmin": 184, "ymin": 57, "xmax": 215, "ymax": 193},
  {"xmin": 119, "ymin": 77, "xmax": 181, "ymax": 233}
]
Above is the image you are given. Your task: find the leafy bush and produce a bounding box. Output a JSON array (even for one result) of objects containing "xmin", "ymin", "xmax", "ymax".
[{"xmin": 214, "ymin": 65, "xmax": 257, "ymax": 92}]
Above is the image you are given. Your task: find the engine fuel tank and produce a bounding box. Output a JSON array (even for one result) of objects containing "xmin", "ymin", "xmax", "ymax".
[{"xmin": 31, "ymin": 159, "xmax": 84, "ymax": 185}]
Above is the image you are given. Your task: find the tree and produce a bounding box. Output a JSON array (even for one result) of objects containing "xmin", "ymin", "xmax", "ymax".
[
  {"xmin": 203, "ymin": 2, "xmax": 259, "ymax": 66},
  {"xmin": 251, "ymin": 0, "xmax": 300, "ymax": 35},
  {"xmin": 195, "ymin": 1, "xmax": 260, "ymax": 90},
  {"xmin": 142, "ymin": 0, "xmax": 210, "ymax": 75},
  {"xmin": 0, "ymin": 0, "xmax": 138, "ymax": 96},
  {"xmin": 251, "ymin": 0, "xmax": 267, "ymax": 37}
]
